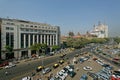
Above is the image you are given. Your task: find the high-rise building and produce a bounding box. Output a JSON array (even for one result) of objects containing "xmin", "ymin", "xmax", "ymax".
[
  {"xmin": 0, "ymin": 18, "xmax": 60, "ymax": 59},
  {"xmin": 90, "ymin": 22, "xmax": 108, "ymax": 38}
]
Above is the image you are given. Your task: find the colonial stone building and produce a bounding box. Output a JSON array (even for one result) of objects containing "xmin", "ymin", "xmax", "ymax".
[{"xmin": 0, "ymin": 18, "xmax": 60, "ymax": 59}]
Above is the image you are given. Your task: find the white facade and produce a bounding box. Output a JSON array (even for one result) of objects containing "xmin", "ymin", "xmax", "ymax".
[
  {"xmin": 90, "ymin": 22, "xmax": 108, "ymax": 38},
  {"xmin": 0, "ymin": 18, "xmax": 60, "ymax": 59}
]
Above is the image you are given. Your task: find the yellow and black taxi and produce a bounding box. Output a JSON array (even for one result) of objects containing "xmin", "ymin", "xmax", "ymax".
[
  {"xmin": 59, "ymin": 60, "xmax": 64, "ymax": 64},
  {"xmin": 53, "ymin": 63, "xmax": 59, "ymax": 68},
  {"xmin": 36, "ymin": 66, "xmax": 44, "ymax": 72}
]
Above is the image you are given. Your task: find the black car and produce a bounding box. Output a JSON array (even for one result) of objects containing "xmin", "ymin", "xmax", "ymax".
[
  {"xmin": 68, "ymin": 71, "xmax": 76, "ymax": 78},
  {"xmin": 87, "ymin": 72, "xmax": 98, "ymax": 80}
]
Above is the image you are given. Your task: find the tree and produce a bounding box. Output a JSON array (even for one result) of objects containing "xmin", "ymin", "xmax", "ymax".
[
  {"xmin": 5, "ymin": 45, "xmax": 13, "ymax": 59},
  {"xmin": 29, "ymin": 43, "xmax": 41, "ymax": 56},
  {"xmin": 51, "ymin": 45, "xmax": 60, "ymax": 52},
  {"xmin": 41, "ymin": 44, "xmax": 48, "ymax": 55},
  {"xmin": 114, "ymin": 37, "xmax": 120, "ymax": 44}
]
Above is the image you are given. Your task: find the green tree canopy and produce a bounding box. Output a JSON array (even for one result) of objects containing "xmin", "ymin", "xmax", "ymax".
[{"xmin": 51, "ymin": 45, "xmax": 60, "ymax": 51}]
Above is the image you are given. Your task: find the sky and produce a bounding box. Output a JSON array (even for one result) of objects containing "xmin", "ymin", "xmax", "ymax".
[{"xmin": 0, "ymin": 0, "xmax": 120, "ymax": 37}]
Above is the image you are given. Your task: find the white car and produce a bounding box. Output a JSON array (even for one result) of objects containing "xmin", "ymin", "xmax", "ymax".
[
  {"xmin": 22, "ymin": 76, "xmax": 31, "ymax": 80},
  {"xmin": 57, "ymin": 71, "xmax": 66, "ymax": 80},
  {"xmin": 60, "ymin": 69, "xmax": 68, "ymax": 77},
  {"xmin": 65, "ymin": 66, "xmax": 73, "ymax": 72},
  {"xmin": 5, "ymin": 65, "xmax": 11, "ymax": 69},
  {"xmin": 83, "ymin": 66, "xmax": 92, "ymax": 71},
  {"xmin": 5, "ymin": 64, "xmax": 16, "ymax": 69},
  {"xmin": 96, "ymin": 60, "xmax": 104, "ymax": 65}
]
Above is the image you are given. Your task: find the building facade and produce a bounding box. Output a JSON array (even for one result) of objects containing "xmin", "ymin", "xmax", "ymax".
[
  {"xmin": 0, "ymin": 18, "xmax": 60, "ymax": 59},
  {"xmin": 90, "ymin": 22, "xmax": 108, "ymax": 38}
]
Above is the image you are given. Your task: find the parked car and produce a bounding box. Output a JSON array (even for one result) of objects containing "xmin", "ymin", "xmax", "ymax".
[
  {"xmin": 0, "ymin": 61, "xmax": 9, "ymax": 67},
  {"xmin": 102, "ymin": 64, "xmax": 113, "ymax": 70},
  {"xmin": 87, "ymin": 72, "xmax": 98, "ymax": 80},
  {"xmin": 65, "ymin": 66, "xmax": 73, "ymax": 72},
  {"xmin": 68, "ymin": 71, "xmax": 76, "ymax": 78},
  {"xmin": 42, "ymin": 67, "xmax": 51, "ymax": 74},
  {"xmin": 79, "ymin": 58, "xmax": 84, "ymax": 63},
  {"xmin": 22, "ymin": 76, "xmax": 31, "ymax": 80},
  {"xmin": 57, "ymin": 71, "xmax": 66, "ymax": 80},
  {"xmin": 83, "ymin": 66, "xmax": 92, "ymax": 71},
  {"xmin": 80, "ymin": 74, "xmax": 88, "ymax": 80},
  {"xmin": 5, "ymin": 63, "xmax": 16, "ymax": 69}
]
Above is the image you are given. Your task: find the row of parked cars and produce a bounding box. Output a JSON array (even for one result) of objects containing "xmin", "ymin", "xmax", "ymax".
[{"xmin": 50, "ymin": 65, "xmax": 76, "ymax": 80}]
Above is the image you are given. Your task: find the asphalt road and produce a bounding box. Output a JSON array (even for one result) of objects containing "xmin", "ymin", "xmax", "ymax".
[{"xmin": 0, "ymin": 50, "xmax": 81, "ymax": 80}]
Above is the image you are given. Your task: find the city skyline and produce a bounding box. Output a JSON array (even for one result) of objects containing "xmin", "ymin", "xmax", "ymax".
[{"xmin": 0, "ymin": 0, "xmax": 120, "ymax": 37}]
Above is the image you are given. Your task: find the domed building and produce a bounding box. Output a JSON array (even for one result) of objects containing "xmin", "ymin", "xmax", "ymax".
[{"xmin": 90, "ymin": 22, "xmax": 108, "ymax": 38}]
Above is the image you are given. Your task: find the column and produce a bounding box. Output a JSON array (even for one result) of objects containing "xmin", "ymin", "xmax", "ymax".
[
  {"xmin": 28, "ymin": 50, "xmax": 31, "ymax": 58},
  {"xmin": 33, "ymin": 34, "xmax": 35, "ymax": 45},
  {"xmin": 40, "ymin": 35, "xmax": 42, "ymax": 44},
  {"xmin": 44, "ymin": 35, "xmax": 46, "ymax": 44},
  {"xmin": 14, "ymin": 51, "xmax": 19, "ymax": 59},
  {"xmin": 50, "ymin": 35, "xmax": 52, "ymax": 46},
  {"xmin": 19, "ymin": 51, "xmax": 21, "ymax": 59},
  {"xmin": 24, "ymin": 34, "xmax": 26, "ymax": 48},
  {"xmin": 56, "ymin": 34, "xmax": 58, "ymax": 45},
  {"xmin": 28, "ymin": 34, "xmax": 31, "ymax": 47},
  {"xmin": 37, "ymin": 35, "xmax": 39, "ymax": 43},
  {"xmin": 46, "ymin": 35, "xmax": 48, "ymax": 45},
  {"xmin": 53, "ymin": 35, "xmax": 55, "ymax": 45}
]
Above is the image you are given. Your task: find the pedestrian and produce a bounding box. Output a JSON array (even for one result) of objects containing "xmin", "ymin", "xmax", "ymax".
[{"xmin": 5, "ymin": 71, "xmax": 8, "ymax": 75}]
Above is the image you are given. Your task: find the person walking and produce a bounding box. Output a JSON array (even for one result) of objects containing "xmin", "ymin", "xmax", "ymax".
[{"xmin": 5, "ymin": 71, "xmax": 8, "ymax": 75}]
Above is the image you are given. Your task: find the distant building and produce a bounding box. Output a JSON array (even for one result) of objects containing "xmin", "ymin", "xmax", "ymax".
[
  {"xmin": 0, "ymin": 18, "xmax": 60, "ymax": 59},
  {"xmin": 89, "ymin": 22, "xmax": 108, "ymax": 38}
]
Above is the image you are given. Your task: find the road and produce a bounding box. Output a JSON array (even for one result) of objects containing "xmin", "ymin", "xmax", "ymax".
[{"xmin": 0, "ymin": 50, "xmax": 81, "ymax": 80}]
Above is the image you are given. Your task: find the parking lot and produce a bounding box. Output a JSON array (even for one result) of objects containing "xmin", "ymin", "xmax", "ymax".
[
  {"xmin": 20, "ymin": 48, "xmax": 119, "ymax": 80},
  {"xmin": 31, "ymin": 53, "xmax": 104, "ymax": 80}
]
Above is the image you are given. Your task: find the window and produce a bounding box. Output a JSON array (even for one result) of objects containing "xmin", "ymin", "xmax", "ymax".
[
  {"xmin": 21, "ymin": 28, "xmax": 24, "ymax": 31},
  {"xmin": 26, "ymin": 29, "xmax": 29, "ymax": 31},
  {"xmin": 6, "ymin": 27, "xmax": 9, "ymax": 30},
  {"xmin": 35, "ymin": 29, "xmax": 37, "ymax": 32},
  {"xmin": 6, "ymin": 32, "xmax": 14, "ymax": 47},
  {"xmin": 20, "ymin": 24, "xmax": 24, "ymax": 27},
  {"xmin": 30, "ymin": 25, "xmax": 33, "ymax": 27},
  {"xmin": 26, "ymin": 34, "xmax": 28, "ymax": 47},
  {"xmin": 10, "ymin": 28, "xmax": 14, "ymax": 30},
  {"xmin": 21, "ymin": 33, "xmax": 24, "ymax": 48},
  {"xmin": 26, "ymin": 25, "xmax": 29, "ymax": 27}
]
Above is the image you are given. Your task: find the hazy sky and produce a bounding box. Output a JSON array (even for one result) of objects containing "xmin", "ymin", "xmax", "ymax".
[{"xmin": 0, "ymin": 0, "xmax": 120, "ymax": 37}]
